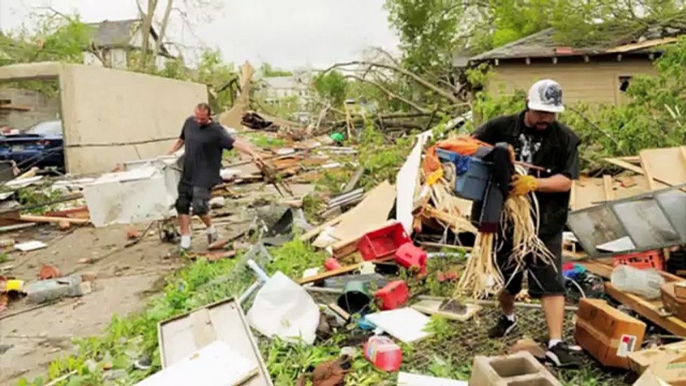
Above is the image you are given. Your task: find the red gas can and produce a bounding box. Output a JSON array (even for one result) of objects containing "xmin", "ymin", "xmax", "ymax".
[
  {"xmin": 375, "ymin": 280, "xmax": 409, "ymax": 310},
  {"xmin": 394, "ymin": 243, "xmax": 427, "ymax": 275},
  {"xmin": 364, "ymin": 336, "xmax": 402, "ymax": 372}
]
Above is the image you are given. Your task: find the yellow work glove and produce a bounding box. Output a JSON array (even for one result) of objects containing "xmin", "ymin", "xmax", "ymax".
[{"xmin": 510, "ymin": 175, "xmax": 538, "ymax": 196}]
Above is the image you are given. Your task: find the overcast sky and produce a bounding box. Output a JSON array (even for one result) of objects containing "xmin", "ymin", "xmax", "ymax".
[{"xmin": 0, "ymin": 0, "xmax": 400, "ymax": 69}]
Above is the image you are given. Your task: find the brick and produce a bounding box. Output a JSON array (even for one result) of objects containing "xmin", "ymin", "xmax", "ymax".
[{"xmin": 469, "ymin": 351, "xmax": 561, "ymax": 386}]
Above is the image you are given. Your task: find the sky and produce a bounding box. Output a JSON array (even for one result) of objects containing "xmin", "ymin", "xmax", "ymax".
[{"xmin": 0, "ymin": 0, "xmax": 400, "ymax": 69}]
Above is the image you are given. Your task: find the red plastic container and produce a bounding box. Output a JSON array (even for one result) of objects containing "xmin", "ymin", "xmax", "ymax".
[
  {"xmin": 613, "ymin": 250, "xmax": 664, "ymax": 271},
  {"xmin": 357, "ymin": 222, "xmax": 411, "ymax": 261},
  {"xmin": 394, "ymin": 243, "xmax": 427, "ymax": 275},
  {"xmin": 375, "ymin": 280, "xmax": 409, "ymax": 310},
  {"xmin": 364, "ymin": 336, "xmax": 402, "ymax": 372},
  {"xmin": 324, "ymin": 258, "xmax": 343, "ymax": 271}
]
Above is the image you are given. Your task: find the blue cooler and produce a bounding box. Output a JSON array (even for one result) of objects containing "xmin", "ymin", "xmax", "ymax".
[{"xmin": 436, "ymin": 149, "xmax": 493, "ymax": 202}]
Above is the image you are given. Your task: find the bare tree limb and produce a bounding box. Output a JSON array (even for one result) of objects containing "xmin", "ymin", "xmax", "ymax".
[
  {"xmin": 324, "ymin": 61, "xmax": 459, "ymax": 103},
  {"xmin": 344, "ymin": 74, "xmax": 430, "ymax": 113},
  {"xmin": 152, "ymin": 0, "xmax": 173, "ymax": 62},
  {"xmin": 139, "ymin": 0, "xmax": 158, "ymax": 70}
]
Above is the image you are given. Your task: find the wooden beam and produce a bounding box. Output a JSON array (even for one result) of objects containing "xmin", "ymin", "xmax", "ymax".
[
  {"xmin": 605, "ymin": 158, "xmax": 645, "ymax": 174},
  {"xmin": 605, "ymin": 282, "xmax": 686, "ymax": 337},
  {"xmin": 641, "ymin": 152, "xmax": 659, "ymax": 191},
  {"xmin": 552, "ymin": 57, "xmax": 558, "ymax": 64},
  {"xmin": 602, "ymin": 175, "xmax": 614, "ymax": 201},
  {"xmin": 584, "ymin": 55, "xmax": 590, "ymax": 63},
  {"xmin": 525, "ymin": 57, "xmax": 531, "ymax": 65},
  {"xmin": 18, "ymin": 215, "xmax": 89, "ymax": 225},
  {"xmin": 494, "ymin": 59, "xmax": 499, "ymax": 66},
  {"xmin": 617, "ymin": 54, "xmax": 623, "ymax": 62}
]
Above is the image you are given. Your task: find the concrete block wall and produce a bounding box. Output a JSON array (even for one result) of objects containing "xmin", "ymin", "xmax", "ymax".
[
  {"xmin": 0, "ymin": 88, "xmax": 60, "ymax": 130},
  {"xmin": 470, "ymin": 352, "xmax": 562, "ymax": 386}
]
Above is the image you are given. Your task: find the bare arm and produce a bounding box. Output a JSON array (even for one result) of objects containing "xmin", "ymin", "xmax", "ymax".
[
  {"xmin": 232, "ymin": 138, "xmax": 265, "ymax": 167},
  {"xmin": 167, "ymin": 138, "xmax": 184, "ymax": 155},
  {"xmin": 536, "ymin": 174, "xmax": 572, "ymax": 193}
]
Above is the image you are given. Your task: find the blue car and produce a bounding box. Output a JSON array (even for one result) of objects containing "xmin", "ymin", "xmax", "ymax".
[{"xmin": 0, "ymin": 120, "xmax": 64, "ymax": 171}]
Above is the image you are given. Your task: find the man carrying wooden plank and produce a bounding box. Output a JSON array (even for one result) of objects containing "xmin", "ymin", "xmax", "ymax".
[
  {"xmin": 167, "ymin": 103, "xmax": 264, "ymax": 251},
  {"xmin": 472, "ymin": 80, "xmax": 581, "ymax": 368}
]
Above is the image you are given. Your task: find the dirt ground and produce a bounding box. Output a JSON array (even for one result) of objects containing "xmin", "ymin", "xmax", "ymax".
[{"xmin": 0, "ymin": 223, "xmax": 184, "ymax": 384}]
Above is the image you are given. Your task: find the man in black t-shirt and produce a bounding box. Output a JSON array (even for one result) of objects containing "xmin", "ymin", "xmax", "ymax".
[
  {"xmin": 167, "ymin": 103, "xmax": 264, "ymax": 251},
  {"xmin": 473, "ymin": 80, "xmax": 581, "ymax": 368}
]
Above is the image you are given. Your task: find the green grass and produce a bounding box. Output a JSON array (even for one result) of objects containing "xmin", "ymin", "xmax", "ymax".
[{"xmin": 19, "ymin": 237, "xmax": 626, "ymax": 386}]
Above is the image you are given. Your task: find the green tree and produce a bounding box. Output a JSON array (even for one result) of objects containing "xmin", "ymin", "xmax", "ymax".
[
  {"xmin": 313, "ymin": 70, "xmax": 348, "ymax": 107},
  {"xmin": 0, "ymin": 14, "xmax": 91, "ymax": 66},
  {"xmin": 384, "ymin": 0, "xmax": 461, "ymax": 77},
  {"xmin": 259, "ymin": 62, "xmax": 293, "ymax": 77},
  {"xmin": 194, "ymin": 49, "xmax": 237, "ymax": 113}
]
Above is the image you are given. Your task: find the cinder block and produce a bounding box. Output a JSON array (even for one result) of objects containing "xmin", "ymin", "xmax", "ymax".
[{"xmin": 469, "ymin": 351, "xmax": 562, "ymax": 386}]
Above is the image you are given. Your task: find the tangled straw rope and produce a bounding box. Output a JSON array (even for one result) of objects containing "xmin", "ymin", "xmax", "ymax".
[{"xmin": 456, "ymin": 166, "xmax": 555, "ymax": 299}]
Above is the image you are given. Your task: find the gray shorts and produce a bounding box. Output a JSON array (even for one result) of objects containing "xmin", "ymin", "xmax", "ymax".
[{"xmin": 175, "ymin": 183, "xmax": 211, "ymax": 216}]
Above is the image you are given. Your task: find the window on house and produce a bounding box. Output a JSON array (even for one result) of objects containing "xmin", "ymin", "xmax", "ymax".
[{"xmin": 619, "ymin": 75, "xmax": 632, "ymax": 92}]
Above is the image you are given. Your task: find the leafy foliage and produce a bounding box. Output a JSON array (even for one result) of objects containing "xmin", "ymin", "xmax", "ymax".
[
  {"xmin": 313, "ymin": 70, "xmax": 348, "ymax": 107},
  {"xmin": 258, "ymin": 62, "xmax": 293, "ymax": 78}
]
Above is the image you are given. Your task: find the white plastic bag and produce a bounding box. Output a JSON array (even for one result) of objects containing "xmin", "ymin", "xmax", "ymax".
[
  {"xmin": 247, "ymin": 271, "xmax": 320, "ymax": 345},
  {"xmin": 611, "ymin": 265, "xmax": 665, "ymax": 300}
]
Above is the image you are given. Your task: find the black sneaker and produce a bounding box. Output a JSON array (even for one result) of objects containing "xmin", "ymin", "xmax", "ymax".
[
  {"xmin": 488, "ymin": 315, "xmax": 517, "ymax": 338},
  {"xmin": 546, "ymin": 342, "xmax": 581, "ymax": 368}
]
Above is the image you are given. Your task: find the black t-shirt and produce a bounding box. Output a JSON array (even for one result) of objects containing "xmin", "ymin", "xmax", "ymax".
[
  {"xmin": 473, "ymin": 111, "xmax": 580, "ymax": 237},
  {"xmin": 179, "ymin": 117, "xmax": 235, "ymax": 188}
]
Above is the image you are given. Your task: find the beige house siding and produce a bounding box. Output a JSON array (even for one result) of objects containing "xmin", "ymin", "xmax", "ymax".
[{"xmin": 486, "ymin": 59, "xmax": 657, "ymax": 106}]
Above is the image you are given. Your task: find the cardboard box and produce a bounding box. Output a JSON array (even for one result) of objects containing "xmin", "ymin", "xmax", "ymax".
[
  {"xmin": 662, "ymin": 282, "xmax": 686, "ymax": 322},
  {"xmin": 635, "ymin": 356, "xmax": 686, "ymax": 386},
  {"xmin": 675, "ymin": 282, "xmax": 686, "ymax": 300},
  {"xmin": 575, "ymin": 298, "xmax": 646, "ymax": 369},
  {"xmin": 629, "ymin": 341, "xmax": 686, "ymax": 374}
]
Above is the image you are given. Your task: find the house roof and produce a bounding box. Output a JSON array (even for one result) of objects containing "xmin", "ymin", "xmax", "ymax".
[
  {"xmin": 86, "ymin": 19, "xmax": 142, "ymax": 48},
  {"xmin": 469, "ymin": 27, "xmax": 682, "ymax": 62},
  {"xmin": 85, "ymin": 19, "xmax": 171, "ymax": 56}
]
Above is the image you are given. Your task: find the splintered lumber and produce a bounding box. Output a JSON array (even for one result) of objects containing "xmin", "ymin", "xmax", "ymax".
[
  {"xmin": 19, "ymin": 215, "xmax": 89, "ymax": 225},
  {"xmin": 296, "ymin": 256, "xmax": 394, "ymax": 285}
]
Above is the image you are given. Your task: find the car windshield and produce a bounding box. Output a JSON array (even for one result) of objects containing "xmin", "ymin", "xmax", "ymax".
[{"xmin": 26, "ymin": 121, "xmax": 62, "ymax": 136}]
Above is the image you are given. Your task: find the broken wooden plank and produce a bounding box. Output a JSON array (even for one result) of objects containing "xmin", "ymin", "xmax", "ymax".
[
  {"xmin": 605, "ymin": 158, "xmax": 646, "ymax": 174},
  {"xmin": 18, "ymin": 215, "xmax": 89, "ymax": 225},
  {"xmin": 605, "ymin": 282, "xmax": 686, "ymax": 337},
  {"xmin": 298, "ymin": 216, "xmax": 344, "ymax": 242},
  {"xmin": 602, "ymin": 175, "xmax": 614, "ymax": 201},
  {"xmin": 296, "ymin": 256, "xmax": 395, "ymax": 285}
]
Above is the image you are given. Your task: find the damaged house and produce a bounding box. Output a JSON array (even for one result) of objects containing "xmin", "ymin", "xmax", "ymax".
[
  {"xmin": 84, "ymin": 19, "xmax": 174, "ymax": 70},
  {"xmin": 469, "ymin": 27, "xmax": 684, "ymax": 106}
]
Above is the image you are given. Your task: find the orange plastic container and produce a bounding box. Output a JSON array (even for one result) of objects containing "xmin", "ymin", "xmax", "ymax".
[{"xmin": 612, "ymin": 250, "xmax": 664, "ymax": 271}]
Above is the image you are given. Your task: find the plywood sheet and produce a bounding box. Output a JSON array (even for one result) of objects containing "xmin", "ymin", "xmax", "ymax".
[
  {"xmin": 330, "ymin": 181, "xmax": 396, "ymax": 242},
  {"xmin": 571, "ymin": 178, "xmax": 605, "ymax": 211},
  {"xmin": 640, "ymin": 147, "xmax": 686, "ymax": 190}
]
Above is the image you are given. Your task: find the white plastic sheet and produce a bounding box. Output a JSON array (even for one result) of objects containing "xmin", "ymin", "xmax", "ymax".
[{"xmin": 247, "ymin": 271, "xmax": 320, "ymax": 345}]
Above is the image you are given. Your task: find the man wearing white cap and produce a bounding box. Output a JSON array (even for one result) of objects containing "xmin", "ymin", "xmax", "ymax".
[{"xmin": 473, "ymin": 79, "xmax": 581, "ymax": 368}]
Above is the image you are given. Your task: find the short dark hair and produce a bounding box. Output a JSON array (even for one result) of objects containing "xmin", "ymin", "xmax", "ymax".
[{"xmin": 196, "ymin": 102, "xmax": 212, "ymax": 116}]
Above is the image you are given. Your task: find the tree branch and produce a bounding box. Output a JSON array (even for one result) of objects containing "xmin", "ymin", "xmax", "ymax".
[
  {"xmin": 152, "ymin": 0, "xmax": 174, "ymax": 61},
  {"xmin": 344, "ymin": 74, "xmax": 430, "ymax": 113},
  {"xmin": 324, "ymin": 61, "xmax": 459, "ymax": 103}
]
